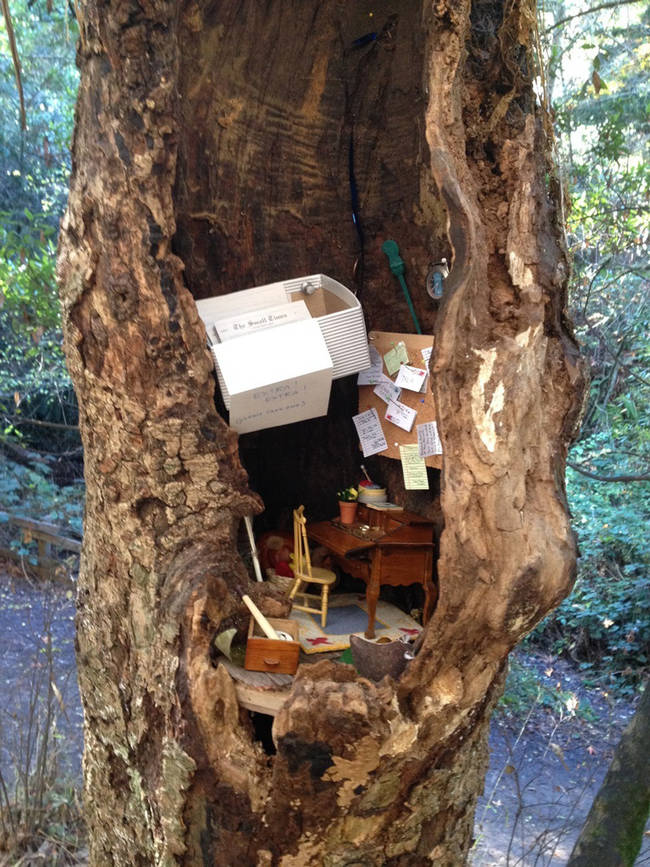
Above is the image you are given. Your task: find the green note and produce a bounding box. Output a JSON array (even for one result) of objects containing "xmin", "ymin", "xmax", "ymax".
[{"xmin": 384, "ymin": 341, "xmax": 409, "ymax": 376}]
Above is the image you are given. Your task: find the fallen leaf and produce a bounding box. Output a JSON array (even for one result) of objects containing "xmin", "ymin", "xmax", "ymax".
[{"xmin": 550, "ymin": 742, "xmax": 570, "ymax": 771}]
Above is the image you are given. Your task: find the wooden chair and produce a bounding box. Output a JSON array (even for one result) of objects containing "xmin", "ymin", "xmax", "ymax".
[{"xmin": 289, "ymin": 506, "xmax": 337, "ymax": 627}]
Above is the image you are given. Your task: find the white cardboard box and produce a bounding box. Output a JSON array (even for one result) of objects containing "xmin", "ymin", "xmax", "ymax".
[
  {"xmin": 211, "ymin": 319, "xmax": 333, "ymax": 433},
  {"xmin": 196, "ymin": 274, "xmax": 370, "ymax": 433}
]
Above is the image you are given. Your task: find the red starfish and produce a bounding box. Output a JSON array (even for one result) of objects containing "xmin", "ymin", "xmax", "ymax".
[{"xmin": 306, "ymin": 636, "xmax": 331, "ymax": 646}]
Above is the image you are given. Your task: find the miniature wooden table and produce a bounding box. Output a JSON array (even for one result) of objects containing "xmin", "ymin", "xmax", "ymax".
[{"xmin": 307, "ymin": 505, "xmax": 436, "ymax": 639}]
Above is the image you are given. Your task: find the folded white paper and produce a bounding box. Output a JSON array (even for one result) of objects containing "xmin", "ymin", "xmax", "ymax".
[
  {"xmin": 197, "ymin": 283, "xmax": 288, "ymax": 323},
  {"xmin": 213, "ymin": 300, "xmax": 310, "ymax": 342},
  {"xmin": 385, "ymin": 399, "xmax": 417, "ymax": 433},
  {"xmin": 353, "ymin": 408, "xmax": 388, "ymax": 457},
  {"xmin": 212, "ymin": 319, "xmax": 333, "ymax": 433}
]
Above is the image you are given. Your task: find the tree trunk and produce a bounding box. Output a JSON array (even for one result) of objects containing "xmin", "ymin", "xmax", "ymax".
[
  {"xmin": 568, "ymin": 682, "xmax": 650, "ymax": 867},
  {"xmin": 57, "ymin": 0, "xmax": 586, "ymax": 864}
]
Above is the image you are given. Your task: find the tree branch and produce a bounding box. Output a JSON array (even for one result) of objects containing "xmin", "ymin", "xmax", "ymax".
[
  {"xmin": 0, "ymin": 0, "xmax": 26, "ymax": 130},
  {"xmin": 567, "ymin": 461, "xmax": 650, "ymax": 483},
  {"xmin": 545, "ymin": 0, "xmax": 645, "ymax": 33},
  {"xmin": 3, "ymin": 414, "xmax": 80, "ymax": 431}
]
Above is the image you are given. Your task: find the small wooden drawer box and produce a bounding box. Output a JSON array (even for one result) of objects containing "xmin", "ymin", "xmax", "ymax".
[{"xmin": 244, "ymin": 617, "xmax": 300, "ymax": 675}]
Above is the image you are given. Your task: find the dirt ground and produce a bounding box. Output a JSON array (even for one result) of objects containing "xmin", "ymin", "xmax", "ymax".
[
  {"xmin": 473, "ymin": 653, "xmax": 650, "ymax": 865},
  {"xmin": 1, "ymin": 566, "xmax": 647, "ymax": 865}
]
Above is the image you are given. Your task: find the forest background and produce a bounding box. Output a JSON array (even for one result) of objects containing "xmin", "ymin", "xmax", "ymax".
[{"xmin": 0, "ymin": 0, "xmax": 648, "ymax": 861}]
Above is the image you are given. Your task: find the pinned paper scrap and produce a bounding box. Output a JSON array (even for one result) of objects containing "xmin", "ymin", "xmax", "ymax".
[
  {"xmin": 395, "ymin": 364, "xmax": 427, "ymax": 393},
  {"xmin": 421, "ymin": 345, "xmax": 433, "ymax": 366},
  {"xmin": 383, "ymin": 341, "xmax": 409, "ymax": 376},
  {"xmin": 417, "ymin": 421, "xmax": 443, "ymax": 457},
  {"xmin": 353, "ymin": 407, "xmax": 388, "ymax": 457},
  {"xmin": 373, "ymin": 374, "xmax": 401, "ymax": 405},
  {"xmin": 357, "ymin": 345, "xmax": 383, "ymax": 385},
  {"xmin": 400, "ymin": 444, "xmax": 429, "ymax": 490},
  {"xmin": 385, "ymin": 399, "xmax": 416, "ymax": 433}
]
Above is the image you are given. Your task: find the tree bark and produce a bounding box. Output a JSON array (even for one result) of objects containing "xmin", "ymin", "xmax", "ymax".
[
  {"xmin": 568, "ymin": 682, "xmax": 650, "ymax": 867},
  {"xmin": 57, "ymin": 0, "xmax": 586, "ymax": 864}
]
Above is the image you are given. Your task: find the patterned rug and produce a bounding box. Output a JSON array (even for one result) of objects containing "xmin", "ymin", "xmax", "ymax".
[{"xmin": 289, "ymin": 593, "xmax": 422, "ymax": 653}]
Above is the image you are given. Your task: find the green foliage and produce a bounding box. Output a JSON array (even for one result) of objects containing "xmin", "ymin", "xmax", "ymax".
[
  {"xmin": 0, "ymin": 0, "xmax": 79, "ymax": 455},
  {"xmin": 531, "ymin": 0, "xmax": 650, "ymax": 689},
  {"xmin": 537, "ymin": 464, "xmax": 650, "ymax": 690},
  {"xmin": 0, "ymin": 323, "xmax": 77, "ymax": 453},
  {"xmin": 0, "ymin": 459, "xmax": 82, "ymax": 529},
  {"xmin": 0, "ymin": 208, "xmax": 60, "ymax": 330},
  {"xmin": 0, "ymin": 0, "xmax": 78, "ymax": 221}
]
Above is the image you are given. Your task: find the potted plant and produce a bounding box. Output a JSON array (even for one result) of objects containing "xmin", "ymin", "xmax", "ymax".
[{"xmin": 336, "ymin": 486, "xmax": 358, "ymax": 525}]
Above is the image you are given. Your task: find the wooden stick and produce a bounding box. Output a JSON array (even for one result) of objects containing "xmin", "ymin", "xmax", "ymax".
[
  {"xmin": 243, "ymin": 516, "xmax": 264, "ymax": 582},
  {"xmin": 241, "ymin": 595, "xmax": 280, "ymax": 640}
]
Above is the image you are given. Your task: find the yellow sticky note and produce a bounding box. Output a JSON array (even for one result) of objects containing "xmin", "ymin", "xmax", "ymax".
[{"xmin": 399, "ymin": 444, "xmax": 429, "ymax": 490}]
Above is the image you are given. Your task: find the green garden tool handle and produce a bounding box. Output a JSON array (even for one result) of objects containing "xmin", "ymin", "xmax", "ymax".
[{"xmin": 381, "ymin": 240, "xmax": 422, "ymax": 334}]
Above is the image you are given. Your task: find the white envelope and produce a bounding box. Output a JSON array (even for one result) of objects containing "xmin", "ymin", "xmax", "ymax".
[
  {"xmin": 395, "ymin": 364, "xmax": 428, "ymax": 393},
  {"xmin": 385, "ymin": 399, "xmax": 417, "ymax": 432}
]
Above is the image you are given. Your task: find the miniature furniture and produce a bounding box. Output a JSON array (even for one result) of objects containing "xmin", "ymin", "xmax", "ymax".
[
  {"xmin": 307, "ymin": 504, "xmax": 436, "ymax": 639},
  {"xmin": 289, "ymin": 505, "xmax": 337, "ymax": 627},
  {"xmin": 244, "ymin": 616, "xmax": 300, "ymax": 675}
]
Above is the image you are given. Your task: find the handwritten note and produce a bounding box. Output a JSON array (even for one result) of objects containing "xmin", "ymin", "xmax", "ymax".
[
  {"xmin": 383, "ymin": 341, "xmax": 409, "ymax": 376},
  {"xmin": 353, "ymin": 408, "xmax": 388, "ymax": 457},
  {"xmin": 395, "ymin": 364, "xmax": 428, "ymax": 393},
  {"xmin": 357, "ymin": 345, "xmax": 383, "ymax": 385},
  {"xmin": 417, "ymin": 421, "xmax": 443, "ymax": 457},
  {"xmin": 421, "ymin": 345, "xmax": 433, "ymax": 366},
  {"xmin": 385, "ymin": 399, "xmax": 417, "ymax": 433},
  {"xmin": 400, "ymin": 445, "xmax": 429, "ymax": 490},
  {"xmin": 373, "ymin": 374, "xmax": 401, "ymax": 405}
]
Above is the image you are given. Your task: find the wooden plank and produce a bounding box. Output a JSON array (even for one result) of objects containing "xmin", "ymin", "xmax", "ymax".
[
  {"xmin": 358, "ymin": 331, "xmax": 442, "ymax": 469},
  {"xmin": 0, "ymin": 546, "xmax": 75, "ymax": 584},
  {"xmin": 9, "ymin": 516, "xmax": 82, "ymax": 553},
  {"xmin": 233, "ymin": 682, "xmax": 290, "ymax": 716}
]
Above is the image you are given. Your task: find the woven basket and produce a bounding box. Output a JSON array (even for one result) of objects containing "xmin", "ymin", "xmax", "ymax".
[{"xmin": 266, "ymin": 568, "xmax": 294, "ymax": 594}]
